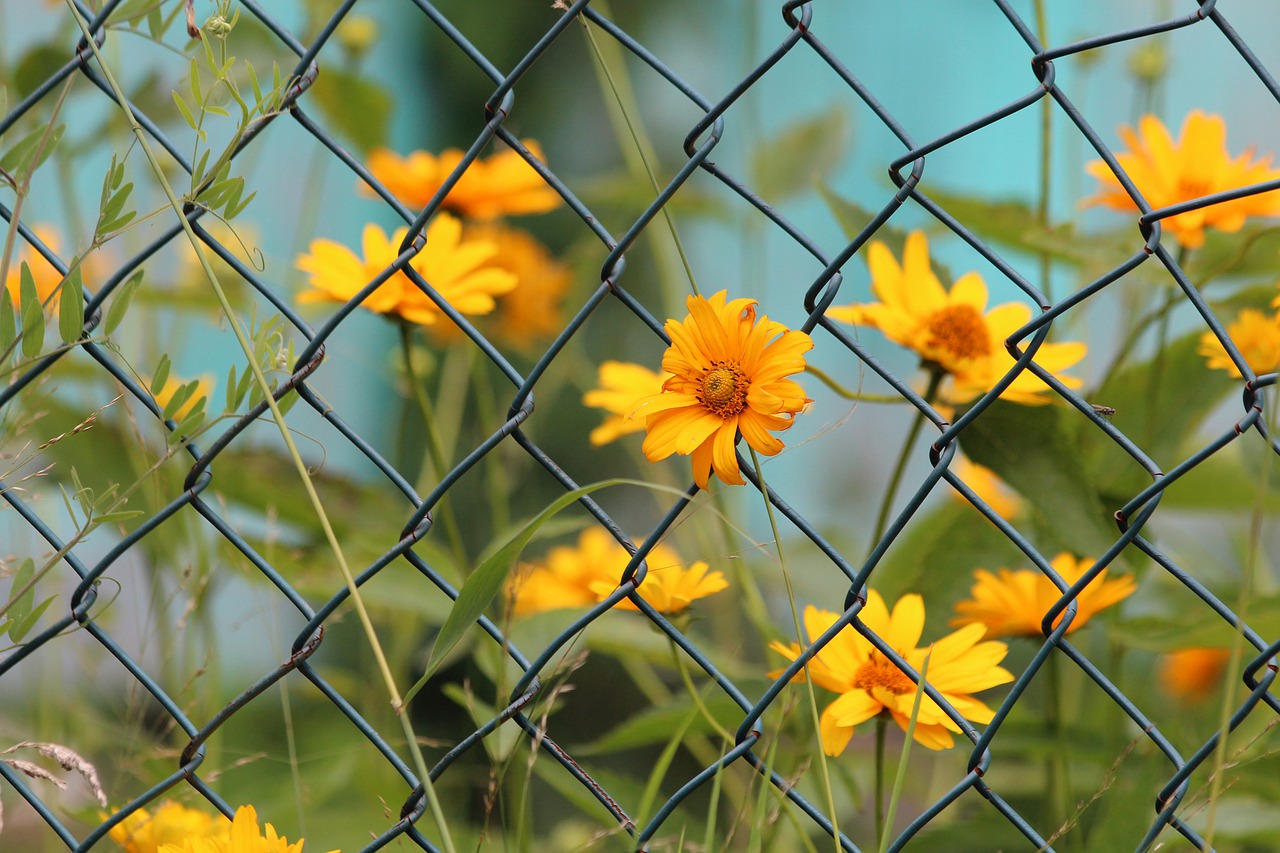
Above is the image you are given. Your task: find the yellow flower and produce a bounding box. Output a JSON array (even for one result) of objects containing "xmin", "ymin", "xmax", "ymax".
[
  {"xmin": 1198, "ymin": 308, "xmax": 1280, "ymax": 377},
  {"xmin": 363, "ymin": 141, "xmax": 562, "ymax": 219},
  {"xmin": 1158, "ymin": 647, "xmax": 1231, "ymax": 703},
  {"xmin": 950, "ymin": 553, "xmax": 1135, "ymax": 638},
  {"xmin": 465, "ymin": 222, "xmax": 572, "ymax": 349},
  {"xmin": 629, "ymin": 290, "xmax": 812, "ymax": 489},
  {"xmin": 769, "ymin": 594, "xmax": 1013, "ymax": 754},
  {"xmin": 506, "ymin": 527, "xmax": 727, "ymax": 616},
  {"xmin": 826, "ymin": 231, "xmax": 1086, "ymax": 406},
  {"xmin": 1085, "ymin": 110, "xmax": 1280, "ymax": 249},
  {"xmin": 295, "ymin": 216, "xmax": 516, "ymax": 326},
  {"xmin": 949, "ymin": 455, "xmax": 1021, "ymax": 520},
  {"xmin": 4, "ymin": 225, "xmax": 66, "ymax": 310},
  {"xmin": 156, "ymin": 804, "xmax": 337, "ymax": 853},
  {"xmin": 582, "ymin": 361, "xmax": 670, "ymax": 446},
  {"xmin": 108, "ymin": 801, "xmax": 230, "ymax": 853}
]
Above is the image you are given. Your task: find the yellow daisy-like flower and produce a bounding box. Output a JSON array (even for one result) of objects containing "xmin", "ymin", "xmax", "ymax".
[
  {"xmin": 295, "ymin": 215, "xmax": 516, "ymax": 326},
  {"xmin": 949, "ymin": 455, "xmax": 1022, "ymax": 520},
  {"xmin": 363, "ymin": 141, "xmax": 562, "ymax": 219},
  {"xmin": 109, "ymin": 801, "xmax": 231, "ymax": 853},
  {"xmin": 157, "ymin": 804, "xmax": 337, "ymax": 853},
  {"xmin": 1085, "ymin": 110, "xmax": 1280, "ymax": 249},
  {"xmin": 770, "ymin": 594, "xmax": 1013, "ymax": 754},
  {"xmin": 1158, "ymin": 647, "xmax": 1231, "ymax": 704},
  {"xmin": 1198, "ymin": 308, "xmax": 1280, "ymax": 377},
  {"xmin": 950, "ymin": 552, "xmax": 1135, "ymax": 638},
  {"xmin": 582, "ymin": 361, "xmax": 670, "ymax": 446},
  {"xmin": 465, "ymin": 222, "xmax": 572, "ymax": 350},
  {"xmin": 506, "ymin": 527, "xmax": 728, "ymax": 616},
  {"xmin": 629, "ymin": 290, "xmax": 813, "ymax": 489},
  {"xmin": 827, "ymin": 231, "xmax": 1086, "ymax": 406},
  {"xmin": 4, "ymin": 225, "xmax": 67, "ymax": 310}
]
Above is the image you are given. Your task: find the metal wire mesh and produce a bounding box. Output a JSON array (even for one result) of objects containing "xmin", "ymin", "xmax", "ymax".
[{"xmin": 2, "ymin": 1, "xmax": 1280, "ymax": 850}]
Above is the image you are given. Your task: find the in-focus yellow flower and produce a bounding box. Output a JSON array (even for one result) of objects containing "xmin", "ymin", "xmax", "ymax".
[
  {"xmin": 827, "ymin": 231, "xmax": 1086, "ymax": 406},
  {"xmin": 108, "ymin": 801, "xmax": 230, "ymax": 853},
  {"xmin": 770, "ymin": 594, "xmax": 1012, "ymax": 754},
  {"xmin": 506, "ymin": 527, "xmax": 727, "ymax": 616},
  {"xmin": 629, "ymin": 290, "xmax": 812, "ymax": 489},
  {"xmin": 582, "ymin": 361, "xmax": 670, "ymax": 446},
  {"xmin": 949, "ymin": 455, "xmax": 1022, "ymax": 520},
  {"xmin": 295, "ymin": 215, "xmax": 516, "ymax": 326},
  {"xmin": 363, "ymin": 141, "xmax": 562, "ymax": 219},
  {"xmin": 157, "ymin": 804, "xmax": 337, "ymax": 853},
  {"xmin": 1158, "ymin": 647, "xmax": 1231, "ymax": 703},
  {"xmin": 4, "ymin": 225, "xmax": 66, "ymax": 309},
  {"xmin": 465, "ymin": 222, "xmax": 572, "ymax": 349},
  {"xmin": 950, "ymin": 552, "xmax": 1135, "ymax": 638},
  {"xmin": 1085, "ymin": 110, "xmax": 1280, "ymax": 249},
  {"xmin": 1198, "ymin": 308, "xmax": 1280, "ymax": 377}
]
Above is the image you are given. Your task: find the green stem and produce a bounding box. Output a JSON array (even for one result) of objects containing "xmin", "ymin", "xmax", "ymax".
[
  {"xmin": 751, "ymin": 447, "xmax": 841, "ymax": 853},
  {"xmin": 1033, "ymin": 0, "xmax": 1053, "ymax": 304},
  {"xmin": 874, "ymin": 713, "xmax": 889, "ymax": 844},
  {"xmin": 398, "ymin": 323, "xmax": 469, "ymax": 570},
  {"xmin": 1045, "ymin": 653, "xmax": 1076, "ymax": 850},
  {"xmin": 64, "ymin": 7, "xmax": 453, "ymax": 850},
  {"xmin": 1145, "ymin": 246, "xmax": 1189, "ymax": 440},
  {"xmin": 807, "ymin": 364, "xmax": 905, "ymax": 403},
  {"xmin": 469, "ymin": 347, "xmax": 511, "ymax": 535},
  {"xmin": 869, "ymin": 367, "xmax": 944, "ymax": 551}
]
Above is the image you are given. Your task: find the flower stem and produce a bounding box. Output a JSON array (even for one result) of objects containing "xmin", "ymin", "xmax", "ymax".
[
  {"xmin": 869, "ymin": 367, "xmax": 944, "ymax": 551},
  {"xmin": 1033, "ymin": 0, "xmax": 1053, "ymax": 304},
  {"xmin": 1045, "ymin": 652, "xmax": 1077, "ymax": 850},
  {"xmin": 807, "ymin": 364, "xmax": 906, "ymax": 403},
  {"xmin": 398, "ymin": 323, "xmax": 469, "ymax": 570},
  {"xmin": 1145, "ymin": 245, "xmax": 1189, "ymax": 441},
  {"xmin": 874, "ymin": 713, "xmax": 889, "ymax": 844}
]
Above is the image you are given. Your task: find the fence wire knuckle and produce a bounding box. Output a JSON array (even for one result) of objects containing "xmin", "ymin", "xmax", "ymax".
[{"xmin": 3, "ymin": 1, "xmax": 1280, "ymax": 851}]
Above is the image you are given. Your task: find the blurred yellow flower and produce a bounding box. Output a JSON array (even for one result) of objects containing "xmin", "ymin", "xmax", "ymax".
[
  {"xmin": 769, "ymin": 593, "xmax": 1012, "ymax": 754},
  {"xmin": 156, "ymin": 804, "xmax": 336, "ymax": 853},
  {"xmin": 827, "ymin": 231, "xmax": 1086, "ymax": 406},
  {"xmin": 949, "ymin": 455, "xmax": 1021, "ymax": 520},
  {"xmin": 151, "ymin": 374, "xmax": 214, "ymax": 421},
  {"xmin": 950, "ymin": 553, "xmax": 1135, "ymax": 638},
  {"xmin": 1158, "ymin": 646, "xmax": 1231, "ymax": 703},
  {"xmin": 465, "ymin": 222, "xmax": 572, "ymax": 349},
  {"xmin": 109, "ymin": 801, "xmax": 230, "ymax": 853},
  {"xmin": 506, "ymin": 527, "xmax": 727, "ymax": 616},
  {"xmin": 1085, "ymin": 111, "xmax": 1280, "ymax": 249},
  {"xmin": 1198, "ymin": 308, "xmax": 1280, "ymax": 377},
  {"xmin": 629, "ymin": 290, "xmax": 812, "ymax": 489},
  {"xmin": 295, "ymin": 216, "xmax": 515, "ymax": 326},
  {"xmin": 582, "ymin": 361, "xmax": 669, "ymax": 446},
  {"xmin": 363, "ymin": 141, "xmax": 562, "ymax": 219},
  {"xmin": 4, "ymin": 225, "xmax": 66, "ymax": 309}
]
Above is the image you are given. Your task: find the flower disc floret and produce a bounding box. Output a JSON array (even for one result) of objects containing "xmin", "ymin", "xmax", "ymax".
[{"xmin": 629, "ymin": 290, "xmax": 812, "ymax": 489}]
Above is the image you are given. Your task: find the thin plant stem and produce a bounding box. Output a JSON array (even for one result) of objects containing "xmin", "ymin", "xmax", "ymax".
[
  {"xmin": 580, "ymin": 6, "xmax": 699, "ymax": 307},
  {"xmin": 751, "ymin": 447, "xmax": 841, "ymax": 853},
  {"xmin": 468, "ymin": 346, "xmax": 511, "ymax": 535},
  {"xmin": 63, "ymin": 7, "xmax": 454, "ymax": 850},
  {"xmin": 878, "ymin": 652, "xmax": 931, "ymax": 853},
  {"xmin": 1200, "ymin": 390, "xmax": 1277, "ymax": 849},
  {"xmin": 869, "ymin": 367, "xmax": 944, "ymax": 551},
  {"xmin": 1045, "ymin": 652, "xmax": 1077, "ymax": 851},
  {"xmin": 1034, "ymin": 0, "xmax": 1053, "ymax": 304},
  {"xmin": 1145, "ymin": 245, "xmax": 1189, "ymax": 441},
  {"xmin": 874, "ymin": 713, "xmax": 889, "ymax": 844},
  {"xmin": 398, "ymin": 323, "xmax": 469, "ymax": 569},
  {"xmin": 807, "ymin": 364, "xmax": 904, "ymax": 403}
]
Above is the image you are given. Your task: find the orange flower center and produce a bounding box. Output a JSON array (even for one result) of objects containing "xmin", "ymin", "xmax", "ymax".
[
  {"xmin": 925, "ymin": 304, "xmax": 992, "ymax": 362},
  {"xmin": 699, "ymin": 364, "xmax": 749, "ymax": 418},
  {"xmin": 852, "ymin": 654, "xmax": 916, "ymax": 695},
  {"xmin": 1176, "ymin": 176, "xmax": 1212, "ymax": 201}
]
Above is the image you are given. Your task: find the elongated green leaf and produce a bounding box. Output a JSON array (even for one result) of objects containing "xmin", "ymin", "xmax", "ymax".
[
  {"xmin": 104, "ymin": 270, "xmax": 142, "ymax": 335},
  {"xmin": 5, "ymin": 558, "xmax": 36, "ymax": 628},
  {"xmin": 576, "ymin": 695, "xmax": 744, "ymax": 754},
  {"xmin": 309, "ymin": 67, "xmax": 391, "ymax": 153},
  {"xmin": 406, "ymin": 479, "xmax": 693, "ymax": 704},
  {"xmin": 0, "ymin": 288, "xmax": 16, "ymax": 362},
  {"xmin": 150, "ymin": 353, "xmax": 170, "ymax": 396},
  {"xmin": 171, "ymin": 90, "xmax": 198, "ymax": 131},
  {"xmin": 58, "ymin": 267, "xmax": 84, "ymax": 344},
  {"xmin": 18, "ymin": 262, "xmax": 44, "ymax": 359},
  {"xmin": 9, "ymin": 594, "xmax": 56, "ymax": 643},
  {"xmin": 750, "ymin": 105, "xmax": 850, "ymax": 203},
  {"xmin": 0, "ymin": 123, "xmax": 63, "ymax": 175}
]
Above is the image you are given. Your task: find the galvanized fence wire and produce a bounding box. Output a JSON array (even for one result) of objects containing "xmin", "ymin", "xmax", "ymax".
[{"xmin": 1, "ymin": 0, "xmax": 1279, "ymax": 850}]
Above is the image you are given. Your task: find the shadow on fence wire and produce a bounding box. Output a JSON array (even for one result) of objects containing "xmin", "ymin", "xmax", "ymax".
[{"xmin": 1, "ymin": 0, "xmax": 1279, "ymax": 850}]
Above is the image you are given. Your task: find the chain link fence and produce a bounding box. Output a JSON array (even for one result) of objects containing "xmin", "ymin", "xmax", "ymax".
[{"xmin": 2, "ymin": 1, "xmax": 1279, "ymax": 850}]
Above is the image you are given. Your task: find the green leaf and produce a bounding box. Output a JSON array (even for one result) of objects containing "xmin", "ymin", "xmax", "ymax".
[
  {"xmin": 9, "ymin": 594, "xmax": 56, "ymax": 643},
  {"xmin": 750, "ymin": 105, "xmax": 850, "ymax": 203},
  {"xmin": 162, "ymin": 379, "xmax": 197, "ymax": 421},
  {"xmin": 0, "ymin": 123, "xmax": 64, "ymax": 177},
  {"xmin": 959, "ymin": 401, "xmax": 1118, "ymax": 556},
  {"xmin": 309, "ymin": 67, "xmax": 392, "ymax": 154},
  {"xmin": 13, "ymin": 44, "xmax": 67, "ymax": 101},
  {"xmin": 0, "ymin": 287, "xmax": 17, "ymax": 362},
  {"xmin": 150, "ymin": 354, "xmax": 171, "ymax": 396},
  {"xmin": 5, "ymin": 558, "xmax": 36, "ymax": 630},
  {"xmin": 405, "ymin": 479, "xmax": 693, "ymax": 705},
  {"xmin": 58, "ymin": 267, "xmax": 84, "ymax": 344},
  {"xmin": 575, "ymin": 694, "xmax": 744, "ymax": 755},
  {"xmin": 171, "ymin": 90, "xmax": 198, "ymax": 132},
  {"xmin": 104, "ymin": 271, "xmax": 143, "ymax": 335},
  {"xmin": 18, "ymin": 261, "xmax": 44, "ymax": 360}
]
